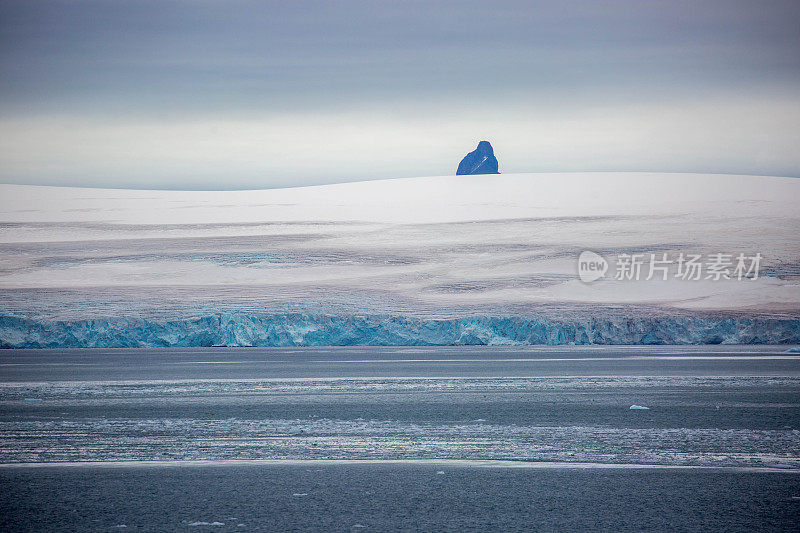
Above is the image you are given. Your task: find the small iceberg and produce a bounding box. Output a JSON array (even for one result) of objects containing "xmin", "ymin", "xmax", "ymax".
[
  {"xmin": 456, "ymin": 141, "xmax": 500, "ymax": 175},
  {"xmin": 786, "ymin": 347, "xmax": 800, "ymax": 353},
  {"xmin": 629, "ymin": 405, "xmax": 650, "ymax": 410}
]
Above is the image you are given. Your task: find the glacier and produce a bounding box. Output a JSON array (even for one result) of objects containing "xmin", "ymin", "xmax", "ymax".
[
  {"xmin": 1, "ymin": 172, "xmax": 799, "ymax": 348},
  {"xmin": 2, "ymin": 313, "xmax": 799, "ymax": 348}
]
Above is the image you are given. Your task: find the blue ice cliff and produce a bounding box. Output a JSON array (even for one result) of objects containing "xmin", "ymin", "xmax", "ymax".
[
  {"xmin": 1, "ymin": 313, "xmax": 799, "ymax": 348},
  {"xmin": 456, "ymin": 141, "xmax": 499, "ymax": 175}
]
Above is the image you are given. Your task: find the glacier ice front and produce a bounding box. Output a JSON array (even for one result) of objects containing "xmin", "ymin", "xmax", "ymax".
[{"xmin": 1, "ymin": 313, "xmax": 799, "ymax": 348}]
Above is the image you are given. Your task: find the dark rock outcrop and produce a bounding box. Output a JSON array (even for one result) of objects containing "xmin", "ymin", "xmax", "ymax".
[{"xmin": 456, "ymin": 141, "xmax": 499, "ymax": 175}]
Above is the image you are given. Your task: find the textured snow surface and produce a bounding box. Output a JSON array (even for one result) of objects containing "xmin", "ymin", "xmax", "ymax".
[{"xmin": 1, "ymin": 173, "xmax": 798, "ymax": 347}]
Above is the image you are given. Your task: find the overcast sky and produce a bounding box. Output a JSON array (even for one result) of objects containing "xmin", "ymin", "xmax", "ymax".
[{"xmin": 1, "ymin": 0, "xmax": 799, "ymax": 189}]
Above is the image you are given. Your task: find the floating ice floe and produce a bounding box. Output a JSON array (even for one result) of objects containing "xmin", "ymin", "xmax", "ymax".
[
  {"xmin": 629, "ymin": 405, "xmax": 650, "ymax": 410},
  {"xmin": 187, "ymin": 522, "xmax": 224, "ymax": 527}
]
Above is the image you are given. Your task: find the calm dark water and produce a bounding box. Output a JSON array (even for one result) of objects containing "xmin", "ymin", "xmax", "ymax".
[
  {"xmin": 2, "ymin": 464, "xmax": 800, "ymax": 532},
  {"xmin": 1, "ymin": 346, "xmax": 799, "ymax": 531}
]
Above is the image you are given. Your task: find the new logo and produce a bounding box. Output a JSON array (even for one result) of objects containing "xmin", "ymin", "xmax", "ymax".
[{"xmin": 578, "ymin": 251, "xmax": 608, "ymax": 283}]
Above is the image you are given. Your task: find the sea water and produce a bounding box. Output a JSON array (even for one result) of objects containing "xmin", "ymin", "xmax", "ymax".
[{"xmin": 1, "ymin": 346, "xmax": 799, "ymax": 531}]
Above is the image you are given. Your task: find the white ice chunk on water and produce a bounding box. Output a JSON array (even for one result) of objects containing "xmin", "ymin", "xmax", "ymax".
[
  {"xmin": 292, "ymin": 493, "xmax": 308, "ymax": 497},
  {"xmin": 188, "ymin": 522, "xmax": 224, "ymax": 526},
  {"xmin": 787, "ymin": 347, "xmax": 800, "ymax": 353},
  {"xmin": 630, "ymin": 405, "xmax": 650, "ymax": 410}
]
